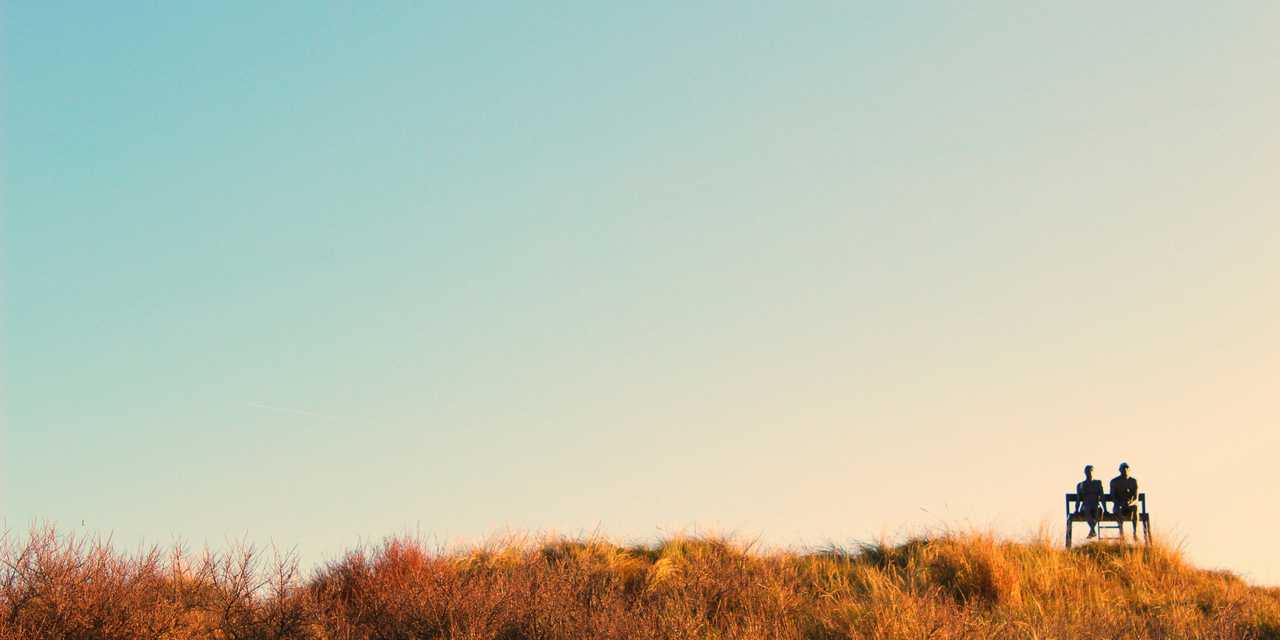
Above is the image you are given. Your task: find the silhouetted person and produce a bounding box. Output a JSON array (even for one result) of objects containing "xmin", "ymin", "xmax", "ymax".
[
  {"xmin": 1110, "ymin": 462, "xmax": 1140, "ymax": 541},
  {"xmin": 1075, "ymin": 465, "xmax": 1104, "ymax": 538}
]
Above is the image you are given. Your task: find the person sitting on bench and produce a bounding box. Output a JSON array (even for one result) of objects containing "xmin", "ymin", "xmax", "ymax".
[
  {"xmin": 1109, "ymin": 462, "xmax": 1140, "ymax": 541},
  {"xmin": 1075, "ymin": 464, "xmax": 1105, "ymax": 538}
]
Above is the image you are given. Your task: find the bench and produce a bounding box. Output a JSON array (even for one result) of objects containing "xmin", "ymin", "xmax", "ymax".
[{"xmin": 1064, "ymin": 492, "xmax": 1151, "ymax": 548}]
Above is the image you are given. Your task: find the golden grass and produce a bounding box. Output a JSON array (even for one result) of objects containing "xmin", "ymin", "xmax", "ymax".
[{"xmin": 2, "ymin": 525, "xmax": 1277, "ymax": 639}]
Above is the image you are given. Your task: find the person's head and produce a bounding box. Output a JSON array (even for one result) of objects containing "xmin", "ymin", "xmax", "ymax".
[
  {"xmin": 1083, "ymin": 464, "xmax": 1094, "ymax": 479},
  {"xmin": 1119, "ymin": 462, "xmax": 1131, "ymax": 478}
]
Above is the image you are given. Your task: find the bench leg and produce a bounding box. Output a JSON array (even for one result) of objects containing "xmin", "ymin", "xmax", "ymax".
[
  {"xmin": 1142, "ymin": 519, "xmax": 1151, "ymax": 546},
  {"xmin": 1065, "ymin": 521, "xmax": 1073, "ymax": 549}
]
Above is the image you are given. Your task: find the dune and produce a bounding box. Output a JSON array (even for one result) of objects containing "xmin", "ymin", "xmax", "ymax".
[{"xmin": 3, "ymin": 526, "xmax": 1278, "ymax": 639}]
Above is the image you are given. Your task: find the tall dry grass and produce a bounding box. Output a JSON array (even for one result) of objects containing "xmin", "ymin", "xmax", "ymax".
[{"xmin": 2, "ymin": 525, "xmax": 1277, "ymax": 639}]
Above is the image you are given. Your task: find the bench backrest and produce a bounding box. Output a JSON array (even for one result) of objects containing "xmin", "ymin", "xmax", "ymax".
[{"xmin": 1064, "ymin": 492, "xmax": 1147, "ymax": 516}]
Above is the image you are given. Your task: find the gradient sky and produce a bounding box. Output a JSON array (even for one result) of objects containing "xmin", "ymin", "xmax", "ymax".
[{"xmin": 4, "ymin": 3, "xmax": 1279, "ymax": 583}]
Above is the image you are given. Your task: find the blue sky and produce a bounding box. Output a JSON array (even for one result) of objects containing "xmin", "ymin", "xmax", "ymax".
[{"xmin": 4, "ymin": 3, "xmax": 1280, "ymax": 582}]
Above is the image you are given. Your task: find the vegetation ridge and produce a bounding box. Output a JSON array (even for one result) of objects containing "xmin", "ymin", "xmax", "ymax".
[{"xmin": 2, "ymin": 526, "xmax": 1278, "ymax": 639}]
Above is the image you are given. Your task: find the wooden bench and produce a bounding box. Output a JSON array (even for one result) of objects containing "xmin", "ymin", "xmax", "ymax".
[{"xmin": 1064, "ymin": 492, "xmax": 1151, "ymax": 548}]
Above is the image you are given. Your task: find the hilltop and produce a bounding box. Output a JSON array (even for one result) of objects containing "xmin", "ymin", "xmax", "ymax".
[{"xmin": 3, "ymin": 527, "xmax": 1278, "ymax": 639}]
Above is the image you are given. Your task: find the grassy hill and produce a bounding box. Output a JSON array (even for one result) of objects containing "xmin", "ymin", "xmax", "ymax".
[{"xmin": 3, "ymin": 526, "xmax": 1278, "ymax": 639}]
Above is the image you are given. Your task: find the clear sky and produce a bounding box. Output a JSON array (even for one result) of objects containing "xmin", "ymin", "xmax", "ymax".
[{"xmin": 3, "ymin": 3, "xmax": 1279, "ymax": 583}]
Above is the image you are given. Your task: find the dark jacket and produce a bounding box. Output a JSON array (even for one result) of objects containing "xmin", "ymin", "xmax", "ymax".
[{"xmin": 1110, "ymin": 475, "xmax": 1138, "ymax": 508}]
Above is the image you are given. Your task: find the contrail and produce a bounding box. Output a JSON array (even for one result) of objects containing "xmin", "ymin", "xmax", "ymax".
[{"xmin": 244, "ymin": 402, "xmax": 336, "ymax": 420}]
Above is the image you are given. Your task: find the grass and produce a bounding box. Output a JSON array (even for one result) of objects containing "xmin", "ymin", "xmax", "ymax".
[{"xmin": 2, "ymin": 525, "xmax": 1278, "ymax": 639}]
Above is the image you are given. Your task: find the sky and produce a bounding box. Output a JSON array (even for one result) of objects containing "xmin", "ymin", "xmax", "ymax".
[{"xmin": 3, "ymin": 3, "xmax": 1279, "ymax": 583}]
